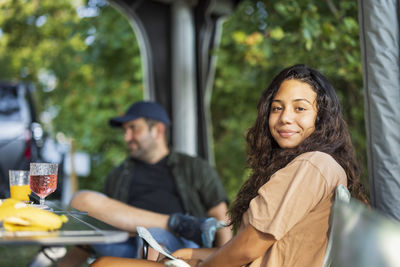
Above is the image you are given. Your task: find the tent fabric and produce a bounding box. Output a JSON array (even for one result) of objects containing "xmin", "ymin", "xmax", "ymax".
[{"xmin": 358, "ymin": 0, "xmax": 400, "ymax": 220}]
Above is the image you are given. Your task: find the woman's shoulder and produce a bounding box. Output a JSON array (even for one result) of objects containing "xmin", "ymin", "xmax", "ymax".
[
  {"xmin": 293, "ymin": 151, "xmax": 338, "ymax": 165},
  {"xmin": 288, "ymin": 151, "xmax": 347, "ymax": 184}
]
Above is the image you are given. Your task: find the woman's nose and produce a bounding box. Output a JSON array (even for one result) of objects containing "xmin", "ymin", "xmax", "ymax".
[{"xmin": 280, "ymin": 109, "xmax": 294, "ymax": 124}]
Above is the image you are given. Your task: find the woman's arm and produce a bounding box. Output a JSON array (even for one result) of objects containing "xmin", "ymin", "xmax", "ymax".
[
  {"xmin": 91, "ymin": 226, "xmax": 273, "ymax": 267},
  {"xmin": 199, "ymin": 224, "xmax": 276, "ymax": 267},
  {"xmin": 172, "ymin": 248, "xmax": 218, "ymax": 261}
]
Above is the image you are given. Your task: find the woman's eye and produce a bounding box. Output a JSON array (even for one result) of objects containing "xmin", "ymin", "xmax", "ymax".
[
  {"xmin": 271, "ymin": 106, "xmax": 282, "ymax": 112},
  {"xmin": 296, "ymin": 107, "xmax": 306, "ymax": 111}
]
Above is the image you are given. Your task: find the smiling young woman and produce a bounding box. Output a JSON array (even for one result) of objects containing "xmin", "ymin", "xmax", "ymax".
[{"xmin": 225, "ymin": 64, "xmax": 366, "ymax": 267}]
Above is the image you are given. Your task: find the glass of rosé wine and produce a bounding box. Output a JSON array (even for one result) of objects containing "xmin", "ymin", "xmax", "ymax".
[{"xmin": 29, "ymin": 163, "xmax": 58, "ymax": 208}]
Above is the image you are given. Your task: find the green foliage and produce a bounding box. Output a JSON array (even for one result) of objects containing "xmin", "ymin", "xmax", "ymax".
[{"xmin": 212, "ymin": 0, "xmax": 367, "ymax": 200}]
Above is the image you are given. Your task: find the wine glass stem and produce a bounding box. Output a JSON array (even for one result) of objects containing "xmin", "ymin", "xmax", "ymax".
[{"xmin": 40, "ymin": 198, "xmax": 45, "ymax": 206}]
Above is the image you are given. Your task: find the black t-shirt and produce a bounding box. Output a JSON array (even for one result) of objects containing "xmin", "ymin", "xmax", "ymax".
[{"xmin": 127, "ymin": 156, "xmax": 185, "ymax": 214}]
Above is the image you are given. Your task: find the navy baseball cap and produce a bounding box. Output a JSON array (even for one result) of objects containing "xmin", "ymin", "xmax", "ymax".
[{"xmin": 109, "ymin": 101, "xmax": 171, "ymax": 127}]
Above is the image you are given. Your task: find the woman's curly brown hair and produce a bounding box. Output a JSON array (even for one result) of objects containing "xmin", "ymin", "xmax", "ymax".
[{"xmin": 229, "ymin": 64, "xmax": 366, "ymax": 230}]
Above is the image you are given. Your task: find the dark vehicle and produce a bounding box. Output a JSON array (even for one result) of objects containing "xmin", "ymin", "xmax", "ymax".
[{"xmin": 0, "ymin": 82, "xmax": 44, "ymax": 198}]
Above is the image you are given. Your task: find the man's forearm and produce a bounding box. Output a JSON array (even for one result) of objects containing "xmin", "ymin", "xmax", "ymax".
[
  {"xmin": 215, "ymin": 226, "xmax": 232, "ymax": 246},
  {"xmin": 70, "ymin": 190, "xmax": 169, "ymax": 233},
  {"xmin": 207, "ymin": 202, "xmax": 233, "ymax": 246}
]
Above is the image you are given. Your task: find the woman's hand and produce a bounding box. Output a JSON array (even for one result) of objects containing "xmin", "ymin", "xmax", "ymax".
[
  {"xmin": 171, "ymin": 248, "xmax": 195, "ymax": 260},
  {"xmin": 172, "ymin": 248, "xmax": 217, "ymax": 261},
  {"xmin": 163, "ymin": 258, "xmax": 202, "ymax": 267},
  {"xmin": 185, "ymin": 259, "xmax": 202, "ymax": 267}
]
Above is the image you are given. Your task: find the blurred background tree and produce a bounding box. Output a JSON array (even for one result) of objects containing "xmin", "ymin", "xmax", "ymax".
[
  {"xmin": 0, "ymin": 0, "xmax": 143, "ymax": 191},
  {"xmin": 0, "ymin": 0, "xmax": 366, "ymax": 202}
]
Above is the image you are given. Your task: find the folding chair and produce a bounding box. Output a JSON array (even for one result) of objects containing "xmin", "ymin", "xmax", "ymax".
[
  {"xmin": 322, "ymin": 184, "xmax": 351, "ymax": 267},
  {"xmin": 323, "ymin": 185, "xmax": 400, "ymax": 267}
]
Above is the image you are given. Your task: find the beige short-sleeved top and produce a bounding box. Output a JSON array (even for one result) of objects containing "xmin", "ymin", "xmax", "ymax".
[{"xmin": 242, "ymin": 151, "xmax": 347, "ymax": 267}]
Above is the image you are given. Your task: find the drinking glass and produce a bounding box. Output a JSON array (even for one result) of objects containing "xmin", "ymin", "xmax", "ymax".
[
  {"xmin": 29, "ymin": 163, "xmax": 58, "ymax": 207},
  {"xmin": 9, "ymin": 170, "xmax": 31, "ymax": 202}
]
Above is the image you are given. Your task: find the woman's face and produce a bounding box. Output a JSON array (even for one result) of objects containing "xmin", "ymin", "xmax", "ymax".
[{"xmin": 269, "ymin": 79, "xmax": 318, "ymax": 149}]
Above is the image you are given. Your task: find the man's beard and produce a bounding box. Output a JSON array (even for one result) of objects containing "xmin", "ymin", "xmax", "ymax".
[
  {"xmin": 128, "ymin": 142, "xmax": 144, "ymax": 159},
  {"xmin": 127, "ymin": 140, "xmax": 155, "ymax": 162}
]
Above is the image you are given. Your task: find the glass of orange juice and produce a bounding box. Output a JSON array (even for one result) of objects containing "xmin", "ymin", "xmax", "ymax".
[{"xmin": 9, "ymin": 170, "xmax": 31, "ymax": 202}]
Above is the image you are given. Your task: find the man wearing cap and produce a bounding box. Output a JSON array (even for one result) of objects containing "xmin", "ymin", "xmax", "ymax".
[{"xmin": 58, "ymin": 101, "xmax": 231, "ymax": 265}]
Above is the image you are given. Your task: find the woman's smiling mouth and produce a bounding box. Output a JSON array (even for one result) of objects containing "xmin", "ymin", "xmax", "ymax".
[{"xmin": 278, "ymin": 130, "xmax": 297, "ymax": 138}]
